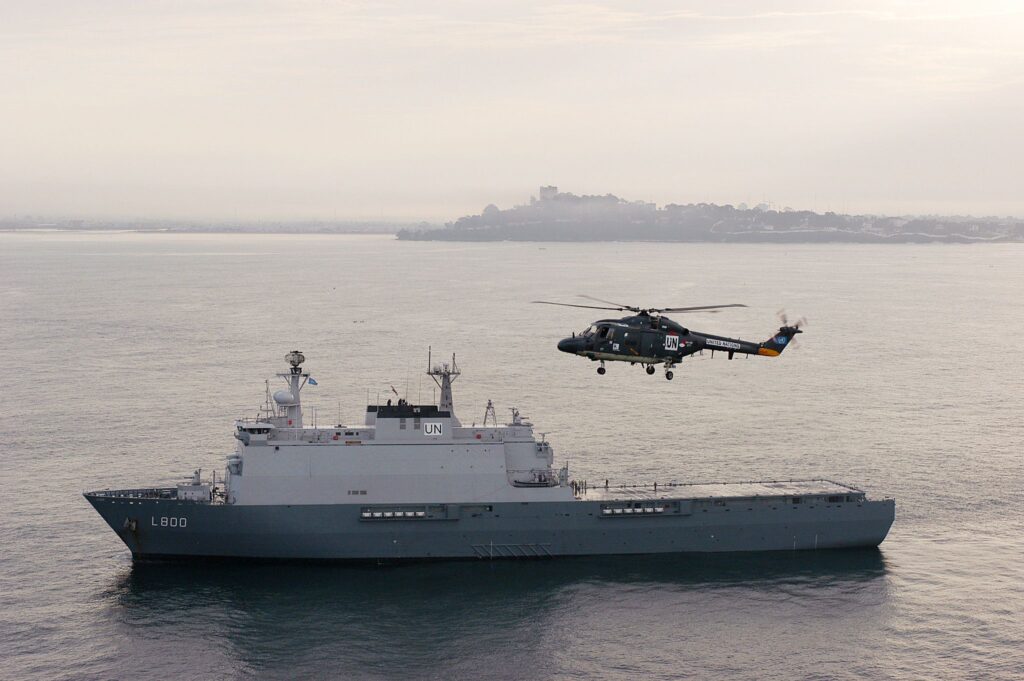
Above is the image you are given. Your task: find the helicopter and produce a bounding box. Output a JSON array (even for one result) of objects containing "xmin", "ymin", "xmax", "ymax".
[{"xmin": 534, "ymin": 296, "xmax": 805, "ymax": 380}]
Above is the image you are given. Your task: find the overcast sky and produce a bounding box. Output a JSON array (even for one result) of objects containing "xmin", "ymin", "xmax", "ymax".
[{"xmin": 2, "ymin": 1, "xmax": 1023, "ymax": 221}]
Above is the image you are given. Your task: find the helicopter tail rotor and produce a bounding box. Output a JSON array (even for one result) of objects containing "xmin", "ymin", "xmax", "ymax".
[
  {"xmin": 777, "ymin": 310, "xmax": 807, "ymax": 330},
  {"xmin": 758, "ymin": 316, "xmax": 806, "ymax": 356}
]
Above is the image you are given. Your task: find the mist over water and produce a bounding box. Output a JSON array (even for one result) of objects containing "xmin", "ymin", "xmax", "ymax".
[{"xmin": 1, "ymin": 233, "xmax": 1021, "ymax": 680}]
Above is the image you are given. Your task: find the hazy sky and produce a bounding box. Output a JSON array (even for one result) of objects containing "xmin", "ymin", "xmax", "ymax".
[{"xmin": 3, "ymin": 1, "xmax": 1023, "ymax": 221}]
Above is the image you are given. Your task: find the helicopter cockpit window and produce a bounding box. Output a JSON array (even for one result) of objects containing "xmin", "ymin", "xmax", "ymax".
[
  {"xmin": 583, "ymin": 325, "xmax": 598, "ymax": 336},
  {"xmin": 597, "ymin": 326, "xmax": 610, "ymax": 339}
]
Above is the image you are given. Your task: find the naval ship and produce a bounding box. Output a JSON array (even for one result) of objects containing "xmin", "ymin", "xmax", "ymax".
[{"xmin": 85, "ymin": 351, "xmax": 894, "ymax": 561}]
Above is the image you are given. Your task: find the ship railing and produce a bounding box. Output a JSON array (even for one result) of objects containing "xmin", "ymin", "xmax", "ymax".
[
  {"xmin": 583, "ymin": 477, "xmax": 860, "ymax": 489},
  {"xmin": 236, "ymin": 414, "xmax": 286, "ymax": 425},
  {"xmin": 86, "ymin": 487, "xmax": 227, "ymax": 504},
  {"xmin": 265, "ymin": 428, "xmax": 368, "ymax": 443},
  {"xmin": 236, "ymin": 416, "xmax": 298, "ymax": 429},
  {"xmin": 86, "ymin": 488, "xmax": 177, "ymax": 500}
]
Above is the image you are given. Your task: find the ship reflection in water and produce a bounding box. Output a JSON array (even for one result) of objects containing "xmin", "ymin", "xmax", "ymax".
[{"xmin": 102, "ymin": 550, "xmax": 890, "ymax": 680}]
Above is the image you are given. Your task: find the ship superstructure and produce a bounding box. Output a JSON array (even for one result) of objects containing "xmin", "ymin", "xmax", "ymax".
[{"xmin": 85, "ymin": 352, "xmax": 894, "ymax": 561}]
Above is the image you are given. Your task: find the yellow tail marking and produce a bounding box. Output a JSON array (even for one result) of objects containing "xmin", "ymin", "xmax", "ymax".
[{"xmin": 758, "ymin": 348, "xmax": 780, "ymax": 357}]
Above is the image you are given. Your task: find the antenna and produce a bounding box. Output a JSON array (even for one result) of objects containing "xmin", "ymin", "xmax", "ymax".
[{"xmin": 483, "ymin": 399, "xmax": 497, "ymax": 427}]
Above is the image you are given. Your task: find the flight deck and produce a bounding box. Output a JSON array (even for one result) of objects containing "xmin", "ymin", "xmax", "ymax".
[{"xmin": 577, "ymin": 479, "xmax": 867, "ymax": 502}]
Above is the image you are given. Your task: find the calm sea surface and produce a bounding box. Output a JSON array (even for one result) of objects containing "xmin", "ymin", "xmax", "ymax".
[{"xmin": 1, "ymin": 233, "xmax": 1022, "ymax": 680}]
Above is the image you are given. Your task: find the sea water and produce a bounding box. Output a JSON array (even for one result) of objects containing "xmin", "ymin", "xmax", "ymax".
[{"xmin": 0, "ymin": 233, "xmax": 1021, "ymax": 680}]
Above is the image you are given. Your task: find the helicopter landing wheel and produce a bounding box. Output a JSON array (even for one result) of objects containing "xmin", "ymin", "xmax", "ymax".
[
  {"xmin": 597, "ymin": 362, "xmax": 606, "ymax": 375},
  {"xmin": 665, "ymin": 370, "xmax": 674, "ymax": 380},
  {"xmin": 645, "ymin": 365, "xmax": 656, "ymax": 375}
]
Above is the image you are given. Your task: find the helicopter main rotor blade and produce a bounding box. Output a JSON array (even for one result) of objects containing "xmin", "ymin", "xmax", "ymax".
[
  {"xmin": 576, "ymin": 295, "xmax": 640, "ymax": 311},
  {"xmin": 656, "ymin": 304, "xmax": 748, "ymax": 313},
  {"xmin": 536, "ymin": 298, "xmax": 747, "ymax": 314},
  {"xmin": 531, "ymin": 301, "xmax": 626, "ymax": 311}
]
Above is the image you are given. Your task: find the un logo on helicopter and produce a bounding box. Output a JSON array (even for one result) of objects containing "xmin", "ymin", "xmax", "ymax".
[{"xmin": 664, "ymin": 335, "xmax": 680, "ymax": 351}]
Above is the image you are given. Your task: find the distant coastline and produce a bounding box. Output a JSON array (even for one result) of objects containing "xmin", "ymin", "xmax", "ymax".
[
  {"xmin": 6, "ymin": 188, "xmax": 1023, "ymax": 243},
  {"xmin": 0, "ymin": 219, "xmax": 421, "ymax": 235},
  {"xmin": 397, "ymin": 186, "xmax": 1024, "ymax": 244}
]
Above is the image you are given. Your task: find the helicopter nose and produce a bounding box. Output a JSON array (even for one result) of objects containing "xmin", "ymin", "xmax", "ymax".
[{"xmin": 557, "ymin": 336, "xmax": 581, "ymax": 353}]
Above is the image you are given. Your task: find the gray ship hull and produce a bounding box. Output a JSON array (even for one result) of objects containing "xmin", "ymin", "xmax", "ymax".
[{"xmin": 85, "ymin": 493, "xmax": 895, "ymax": 562}]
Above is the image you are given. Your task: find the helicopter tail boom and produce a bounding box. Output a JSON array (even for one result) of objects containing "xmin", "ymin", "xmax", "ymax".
[{"xmin": 757, "ymin": 326, "xmax": 803, "ymax": 356}]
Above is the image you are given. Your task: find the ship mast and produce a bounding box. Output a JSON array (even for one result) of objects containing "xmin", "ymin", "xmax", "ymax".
[
  {"xmin": 427, "ymin": 348, "xmax": 461, "ymax": 426},
  {"xmin": 274, "ymin": 350, "xmax": 309, "ymax": 428}
]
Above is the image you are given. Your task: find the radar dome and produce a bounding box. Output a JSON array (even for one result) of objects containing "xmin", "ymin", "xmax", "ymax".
[{"xmin": 273, "ymin": 390, "xmax": 297, "ymax": 406}]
